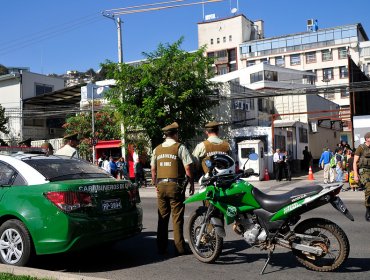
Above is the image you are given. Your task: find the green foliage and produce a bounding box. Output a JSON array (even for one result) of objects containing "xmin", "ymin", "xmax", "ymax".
[
  {"xmin": 62, "ymin": 109, "xmax": 121, "ymax": 158},
  {"xmin": 0, "ymin": 64, "xmax": 8, "ymax": 76},
  {"xmin": 0, "ymin": 104, "xmax": 9, "ymax": 135},
  {"xmin": 102, "ymin": 37, "xmax": 218, "ymax": 148},
  {"xmin": 0, "ymin": 272, "xmax": 48, "ymax": 280}
]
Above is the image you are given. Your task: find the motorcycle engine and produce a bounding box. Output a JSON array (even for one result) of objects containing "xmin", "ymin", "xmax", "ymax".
[{"xmin": 234, "ymin": 214, "xmax": 267, "ymax": 245}]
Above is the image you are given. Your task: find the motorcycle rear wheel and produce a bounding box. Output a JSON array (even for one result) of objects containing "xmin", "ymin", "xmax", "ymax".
[
  {"xmin": 292, "ymin": 217, "xmax": 350, "ymax": 272},
  {"xmin": 187, "ymin": 207, "xmax": 223, "ymax": 263}
]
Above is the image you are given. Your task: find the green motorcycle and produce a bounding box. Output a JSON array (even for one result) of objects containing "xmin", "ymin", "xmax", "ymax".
[{"xmin": 184, "ymin": 153, "xmax": 354, "ymax": 274}]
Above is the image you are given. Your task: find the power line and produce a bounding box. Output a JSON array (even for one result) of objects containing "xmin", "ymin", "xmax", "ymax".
[{"xmin": 0, "ymin": 13, "xmax": 103, "ymax": 57}]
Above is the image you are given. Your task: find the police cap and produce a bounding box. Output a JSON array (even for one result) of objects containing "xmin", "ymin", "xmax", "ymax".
[
  {"xmin": 364, "ymin": 132, "xmax": 370, "ymax": 140},
  {"xmin": 162, "ymin": 122, "xmax": 179, "ymax": 132},
  {"xmin": 205, "ymin": 121, "xmax": 220, "ymax": 129},
  {"xmin": 63, "ymin": 133, "xmax": 79, "ymax": 141},
  {"xmin": 18, "ymin": 138, "xmax": 32, "ymax": 147}
]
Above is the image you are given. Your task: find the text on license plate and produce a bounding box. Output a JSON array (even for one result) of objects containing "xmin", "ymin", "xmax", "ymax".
[{"xmin": 102, "ymin": 199, "xmax": 122, "ymax": 211}]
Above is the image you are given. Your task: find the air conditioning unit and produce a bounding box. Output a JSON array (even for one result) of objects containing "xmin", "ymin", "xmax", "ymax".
[{"xmin": 49, "ymin": 128, "xmax": 55, "ymax": 135}]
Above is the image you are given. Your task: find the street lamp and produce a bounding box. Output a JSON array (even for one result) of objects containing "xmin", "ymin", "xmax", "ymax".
[{"xmin": 89, "ymin": 83, "xmax": 104, "ymax": 164}]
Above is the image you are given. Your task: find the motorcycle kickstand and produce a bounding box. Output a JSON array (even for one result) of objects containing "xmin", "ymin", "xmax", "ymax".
[{"xmin": 260, "ymin": 245, "xmax": 275, "ymax": 275}]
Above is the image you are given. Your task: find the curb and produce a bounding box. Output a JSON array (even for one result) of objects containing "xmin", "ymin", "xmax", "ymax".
[{"xmin": 0, "ymin": 264, "xmax": 108, "ymax": 280}]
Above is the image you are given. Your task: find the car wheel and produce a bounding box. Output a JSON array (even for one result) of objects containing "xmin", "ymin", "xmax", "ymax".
[{"xmin": 0, "ymin": 220, "xmax": 32, "ymax": 266}]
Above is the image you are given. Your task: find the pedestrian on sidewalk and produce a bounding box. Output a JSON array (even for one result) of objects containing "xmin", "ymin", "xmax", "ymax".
[
  {"xmin": 334, "ymin": 147, "xmax": 345, "ymax": 183},
  {"xmin": 273, "ymin": 148, "xmax": 284, "ymax": 181},
  {"xmin": 283, "ymin": 149, "xmax": 292, "ymax": 181},
  {"xmin": 319, "ymin": 147, "xmax": 334, "ymax": 184},
  {"xmin": 347, "ymin": 150, "xmax": 359, "ymax": 192}
]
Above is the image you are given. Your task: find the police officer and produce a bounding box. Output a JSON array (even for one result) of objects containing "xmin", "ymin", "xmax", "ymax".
[
  {"xmin": 18, "ymin": 138, "xmax": 32, "ymax": 148},
  {"xmin": 353, "ymin": 132, "xmax": 370, "ymax": 221},
  {"xmin": 151, "ymin": 122, "xmax": 195, "ymax": 255},
  {"xmin": 192, "ymin": 121, "xmax": 231, "ymax": 174},
  {"xmin": 54, "ymin": 133, "xmax": 79, "ymax": 158}
]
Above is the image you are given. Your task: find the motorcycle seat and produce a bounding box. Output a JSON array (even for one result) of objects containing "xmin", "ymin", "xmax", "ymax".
[{"xmin": 252, "ymin": 185, "xmax": 323, "ymax": 213}]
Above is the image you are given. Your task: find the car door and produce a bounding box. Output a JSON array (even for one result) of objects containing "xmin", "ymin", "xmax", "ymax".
[{"xmin": 0, "ymin": 161, "xmax": 24, "ymax": 201}]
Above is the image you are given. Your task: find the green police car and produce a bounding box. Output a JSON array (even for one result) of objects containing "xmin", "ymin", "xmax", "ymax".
[{"xmin": 0, "ymin": 153, "xmax": 143, "ymax": 266}]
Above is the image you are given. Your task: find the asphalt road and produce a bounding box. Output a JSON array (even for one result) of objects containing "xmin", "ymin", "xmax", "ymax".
[{"xmin": 29, "ymin": 194, "xmax": 370, "ymax": 280}]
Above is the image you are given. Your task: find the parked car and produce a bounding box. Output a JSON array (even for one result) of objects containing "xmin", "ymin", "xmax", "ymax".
[{"xmin": 0, "ymin": 153, "xmax": 143, "ymax": 266}]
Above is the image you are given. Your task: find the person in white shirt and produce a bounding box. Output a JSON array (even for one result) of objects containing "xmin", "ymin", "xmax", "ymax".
[
  {"xmin": 54, "ymin": 133, "xmax": 79, "ymax": 158},
  {"xmin": 101, "ymin": 156, "xmax": 111, "ymax": 174},
  {"xmin": 273, "ymin": 148, "xmax": 284, "ymax": 181}
]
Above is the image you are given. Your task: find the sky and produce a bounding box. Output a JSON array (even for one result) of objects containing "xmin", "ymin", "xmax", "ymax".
[{"xmin": 1, "ymin": 0, "xmax": 370, "ymax": 75}]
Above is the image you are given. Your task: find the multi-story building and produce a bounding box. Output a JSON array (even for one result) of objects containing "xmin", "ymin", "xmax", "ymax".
[
  {"xmin": 198, "ymin": 14, "xmax": 369, "ymax": 109},
  {"xmin": 0, "ymin": 69, "xmax": 65, "ymax": 144},
  {"xmin": 211, "ymin": 63, "xmax": 340, "ymax": 172},
  {"xmin": 239, "ymin": 22, "xmax": 369, "ymax": 108},
  {"xmin": 198, "ymin": 14, "xmax": 264, "ymax": 75}
]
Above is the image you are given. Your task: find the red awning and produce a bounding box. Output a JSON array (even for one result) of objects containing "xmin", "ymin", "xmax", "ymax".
[{"xmin": 95, "ymin": 140, "xmax": 121, "ymax": 149}]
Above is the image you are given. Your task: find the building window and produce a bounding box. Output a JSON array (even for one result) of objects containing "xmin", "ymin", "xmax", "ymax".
[
  {"xmin": 217, "ymin": 38, "xmax": 220, "ymax": 44},
  {"xmin": 35, "ymin": 83, "xmax": 54, "ymax": 96},
  {"xmin": 290, "ymin": 54, "xmax": 301, "ymax": 66},
  {"xmin": 250, "ymin": 71, "xmax": 263, "ymax": 83},
  {"xmin": 207, "ymin": 52, "xmax": 214, "ymax": 58},
  {"xmin": 322, "ymin": 49, "xmax": 333, "ymax": 61},
  {"xmin": 264, "ymin": 70, "xmax": 277, "ymax": 81},
  {"xmin": 275, "ymin": 56, "xmax": 285, "ymax": 67},
  {"xmin": 223, "ymin": 36, "xmax": 226, "ymax": 43},
  {"xmin": 23, "ymin": 119, "xmax": 44, "ymax": 127},
  {"xmin": 228, "ymin": 48, "xmax": 236, "ymax": 61},
  {"xmin": 210, "ymin": 38, "xmax": 213, "ymax": 45},
  {"xmin": 229, "ymin": 35, "xmax": 232, "ymax": 42},
  {"xmin": 323, "ymin": 68, "xmax": 334, "ymax": 80},
  {"xmin": 338, "ymin": 47, "xmax": 347, "ymax": 59},
  {"xmin": 306, "ymin": 51, "xmax": 316, "ymax": 63},
  {"xmin": 247, "ymin": 60, "xmax": 256, "ymax": 67},
  {"xmin": 218, "ymin": 65, "xmax": 228, "ymax": 75},
  {"xmin": 324, "ymin": 92, "xmax": 335, "ymax": 100},
  {"xmin": 340, "ymin": 88, "xmax": 350, "ymax": 98},
  {"xmin": 229, "ymin": 63, "xmax": 237, "ymax": 72},
  {"xmin": 299, "ymin": 127, "xmax": 308, "ymax": 143},
  {"xmin": 339, "ymin": 66, "xmax": 348, "ymax": 78}
]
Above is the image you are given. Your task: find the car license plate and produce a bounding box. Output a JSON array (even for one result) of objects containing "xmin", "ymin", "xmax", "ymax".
[{"xmin": 102, "ymin": 199, "xmax": 122, "ymax": 211}]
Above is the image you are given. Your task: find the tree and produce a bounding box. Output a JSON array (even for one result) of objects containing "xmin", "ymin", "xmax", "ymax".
[
  {"xmin": 0, "ymin": 105, "xmax": 9, "ymax": 134},
  {"xmin": 0, "ymin": 64, "xmax": 8, "ymax": 76},
  {"xmin": 103, "ymin": 38, "xmax": 218, "ymax": 148},
  {"xmin": 0, "ymin": 104, "xmax": 9, "ymax": 146},
  {"xmin": 62, "ymin": 109, "xmax": 121, "ymax": 159}
]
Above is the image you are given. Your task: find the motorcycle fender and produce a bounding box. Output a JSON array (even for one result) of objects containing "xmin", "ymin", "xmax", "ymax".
[
  {"xmin": 184, "ymin": 191, "xmax": 208, "ymax": 204},
  {"xmin": 211, "ymin": 217, "xmax": 226, "ymax": 238}
]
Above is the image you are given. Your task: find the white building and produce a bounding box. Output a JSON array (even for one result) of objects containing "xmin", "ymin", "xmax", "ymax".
[
  {"xmin": 239, "ymin": 22, "xmax": 369, "ymax": 108},
  {"xmin": 198, "ymin": 14, "xmax": 263, "ymax": 75},
  {"xmin": 0, "ymin": 70, "xmax": 65, "ymax": 144},
  {"xmin": 211, "ymin": 63, "xmax": 340, "ymax": 172},
  {"xmin": 198, "ymin": 14, "xmax": 369, "ymax": 108}
]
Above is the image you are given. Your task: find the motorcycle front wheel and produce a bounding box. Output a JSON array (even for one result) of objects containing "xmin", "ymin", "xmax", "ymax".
[
  {"xmin": 292, "ymin": 217, "xmax": 350, "ymax": 272},
  {"xmin": 187, "ymin": 206, "xmax": 223, "ymax": 263}
]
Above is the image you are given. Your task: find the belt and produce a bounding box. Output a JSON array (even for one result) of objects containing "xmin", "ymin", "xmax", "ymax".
[{"xmin": 157, "ymin": 178, "xmax": 178, "ymax": 184}]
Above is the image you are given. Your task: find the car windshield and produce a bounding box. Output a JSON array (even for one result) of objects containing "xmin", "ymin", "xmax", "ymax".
[{"xmin": 23, "ymin": 158, "xmax": 112, "ymax": 181}]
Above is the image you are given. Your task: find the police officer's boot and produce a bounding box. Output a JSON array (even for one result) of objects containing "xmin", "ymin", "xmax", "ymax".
[{"xmin": 366, "ymin": 207, "xmax": 370, "ymax": 222}]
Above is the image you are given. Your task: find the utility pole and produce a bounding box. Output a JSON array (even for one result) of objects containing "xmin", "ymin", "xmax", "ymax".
[{"xmin": 102, "ymin": 12, "xmax": 123, "ymax": 63}]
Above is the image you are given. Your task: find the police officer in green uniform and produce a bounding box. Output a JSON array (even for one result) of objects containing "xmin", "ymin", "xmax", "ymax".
[
  {"xmin": 151, "ymin": 122, "xmax": 195, "ymax": 255},
  {"xmin": 192, "ymin": 121, "xmax": 231, "ymax": 174},
  {"xmin": 353, "ymin": 132, "xmax": 370, "ymax": 221}
]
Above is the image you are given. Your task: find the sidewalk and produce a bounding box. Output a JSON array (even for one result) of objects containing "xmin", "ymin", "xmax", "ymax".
[
  {"xmin": 0, "ymin": 263, "xmax": 108, "ymax": 280},
  {"xmin": 139, "ymin": 169, "xmax": 365, "ymax": 202}
]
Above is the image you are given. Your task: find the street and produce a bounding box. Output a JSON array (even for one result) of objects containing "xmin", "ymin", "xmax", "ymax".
[{"xmin": 28, "ymin": 171, "xmax": 370, "ymax": 280}]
